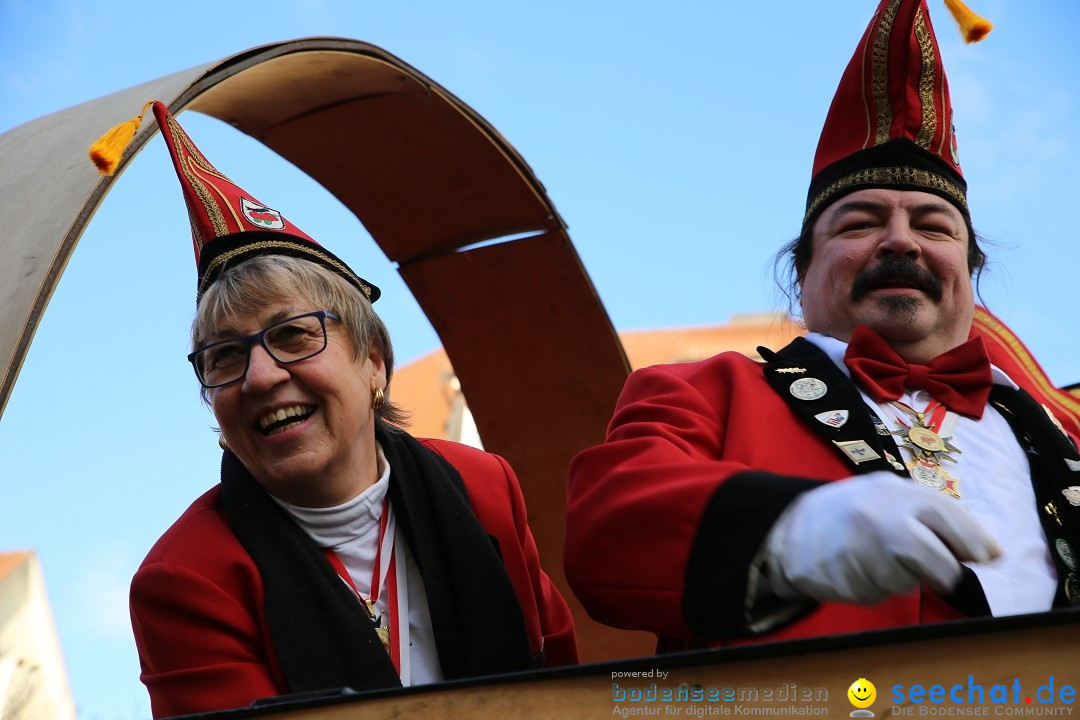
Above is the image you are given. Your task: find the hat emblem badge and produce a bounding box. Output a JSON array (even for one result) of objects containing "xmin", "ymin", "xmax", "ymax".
[{"xmin": 241, "ymin": 197, "xmax": 285, "ymax": 230}]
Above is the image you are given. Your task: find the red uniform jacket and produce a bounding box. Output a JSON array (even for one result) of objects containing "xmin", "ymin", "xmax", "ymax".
[
  {"xmin": 565, "ymin": 337, "xmax": 1080, "ymax": 650},
  {"xmin": 131, "ymin": 438, "xmax": 576, "ymax": 717}
]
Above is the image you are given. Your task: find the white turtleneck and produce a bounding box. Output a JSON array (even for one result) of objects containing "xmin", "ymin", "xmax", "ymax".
[{"xmin": 271, "ymin": 444, "xmax": 443, "ymax": 686}]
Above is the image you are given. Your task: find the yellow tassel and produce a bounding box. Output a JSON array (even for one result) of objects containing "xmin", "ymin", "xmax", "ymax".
[
  {"xmin": 88, "ymin": 100, "xmax": 156, "ymax": 175},
  {"xmin": 943, "ymin": 0, "xmax": 993, "ymax": 43}
]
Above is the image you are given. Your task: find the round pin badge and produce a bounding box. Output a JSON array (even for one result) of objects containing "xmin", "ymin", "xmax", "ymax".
[
  {"xmin": 1057, "ymin": 539, "xmax": 1078, "ymax": 572},
  {"xmin": 910, "ymin": 465, "xmax": 946, "ymax": 491},
  {"xmin": 1066, "ymin": 574, "xmax": 1080, "ymax": 607},
  {"xmin": 789, "ymin": 378, "xmax": 827, "ymax": 401}
]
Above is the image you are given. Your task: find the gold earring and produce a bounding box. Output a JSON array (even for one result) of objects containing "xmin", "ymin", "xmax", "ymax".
[
  {"xmin": 218, "ymin": 435, "xmax": 230, "ymax": 451},
  {"xmin": 371, "ymin": 387, "xmax": 385, "ymax": 411}
]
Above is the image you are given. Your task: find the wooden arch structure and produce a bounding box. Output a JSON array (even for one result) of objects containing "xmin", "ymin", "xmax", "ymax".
[{"xmin": 0, "ymin": 37, "xmax": 652, "ymax": 660}]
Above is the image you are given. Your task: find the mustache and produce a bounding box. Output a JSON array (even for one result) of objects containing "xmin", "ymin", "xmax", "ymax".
[{"xmin": 851, "ymin": 258, "xmax": 942, "ymax": 302}]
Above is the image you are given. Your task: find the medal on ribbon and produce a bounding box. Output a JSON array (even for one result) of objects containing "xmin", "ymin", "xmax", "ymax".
[
  {"xmin": 888, "ymin": 401, "xmax": 962, "ymax": 499},
  {"xmin": 363, "ymin": 598, "xmax": 392, "ymax": 654}
]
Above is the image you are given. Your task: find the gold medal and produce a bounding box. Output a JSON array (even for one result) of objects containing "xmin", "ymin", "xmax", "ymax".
[
  {"xmin": 364, "ymin": 599, "xmax": 393, "ymax": 654},
  {"xmin": 889, "ymin": 401, "xmax": 962, "ymax": 499},
  {"xmin": 375, "ymin": 626, "xmax": 392, "ymax": 652},
  {"xmin": 908, "ymin": 427, "xmax": 945, "ymax": 453},
  {"xmin": 324, "ymin": 495, "xmax": 399, "ymax": 669}
]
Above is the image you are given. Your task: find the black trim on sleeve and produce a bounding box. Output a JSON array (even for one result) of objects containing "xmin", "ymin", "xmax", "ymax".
[{"xmin": 682, "ymin": 471, "xmax": 824, "ymax": 640}]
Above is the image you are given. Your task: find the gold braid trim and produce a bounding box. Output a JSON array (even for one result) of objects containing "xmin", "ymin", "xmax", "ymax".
[
  {"xmin": 181, "ymin": 155, "xmax": 230, "ymax": 240},
  {"xmin": 973, "ymin": 307, "xmax": 1080, "ymax": 430},
  {"xmin": 871, "ymin": 0, "xmax": 902, "ymax": 147},
  {"xmin": 913, "ymin": 10, "xmax": 938, "ymax": 150},
  {"xmin": 859, "ymin": 19, "xmax": 874, "ymax": 149},
  {"xmin": 199, "ymin": 240, "xmax": 372, "ymax": 299},
  {"xmin": 166, "ymin": 114, "xmax": 241, "ymax": 244},
  {"xmin": 187, "ymin": 207, "xmax": 204, "ymax": 251},
  {"xmin": 165, "ymin": 114, "xmax": 230, "ymax": 240},
  {"xmin": 169, "ymin": 114, "xmax": 234, "ymax": 183},
  {"xmin": 936, "ymin": 38, "xmax": 951, "ymax": 158},
  {"xmin": 204, "ymin": 173, "xmax": 247, "ymax": 230},
  {"xmin": 804, "ymin": 165, "xmax": 968, "ymax": 227}
]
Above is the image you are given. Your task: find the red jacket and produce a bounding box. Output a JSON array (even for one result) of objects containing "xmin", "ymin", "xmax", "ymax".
[
  {"xmin": 131, "ymin": 438, "xmax": 576, "ymax": 717},
  {"xmin": 565, "ymin": 338, "xmax": 1080, "ymax": 650}
]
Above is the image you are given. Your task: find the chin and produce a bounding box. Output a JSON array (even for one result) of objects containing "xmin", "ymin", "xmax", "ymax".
[
  {"xmin": 876, "ymin": 294, "xmax": 924, "ymax": 322},
  {"xmin": 855, "ymin": 296, "xmax": 928, "ymax": 335},
  {"xmin": 249, "ymin": 454, "xmax": 328, "ymax": 488}
]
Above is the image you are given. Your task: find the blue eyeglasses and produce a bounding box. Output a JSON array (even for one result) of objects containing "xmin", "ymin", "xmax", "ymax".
[{"xmin": 188, "ymin": 310, "xmax": 341, "ymax": 388}]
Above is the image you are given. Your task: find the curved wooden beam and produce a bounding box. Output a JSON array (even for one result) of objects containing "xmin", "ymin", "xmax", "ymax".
[{"xmin": 0, "ymin": 37, "xmax": 647, "ymax": 660}]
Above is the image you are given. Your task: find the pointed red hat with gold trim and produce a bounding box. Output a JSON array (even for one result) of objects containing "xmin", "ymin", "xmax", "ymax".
[
  {"xmin": 803, "ymin": 0, "xmax": 991, "ymax": 234},
  {"xmin": 92, "ymin": 101, "xmax": 380, "ymax": 303}
]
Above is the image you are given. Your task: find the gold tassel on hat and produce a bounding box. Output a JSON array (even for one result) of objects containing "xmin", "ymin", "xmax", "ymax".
[
  {"xmin": 943, "ymin": 0, "xmax": 993, "ymax": 43},
  {"xmin": 88, "ymin": 100, "xmax": 156, "ymax": 175}
]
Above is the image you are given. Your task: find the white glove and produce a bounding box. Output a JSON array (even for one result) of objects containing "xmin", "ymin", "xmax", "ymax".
[{"xmin": 763, "ymin": 471, "xmax": 1002, "ymax": 605}]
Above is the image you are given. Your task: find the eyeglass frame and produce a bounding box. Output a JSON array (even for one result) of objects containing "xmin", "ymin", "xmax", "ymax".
[{"xmin": 187, "ymin": 310, "xmax": 342, "ymax": 389}]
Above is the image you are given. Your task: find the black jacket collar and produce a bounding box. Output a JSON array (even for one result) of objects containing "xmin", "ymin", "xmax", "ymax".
[{"xmin": 759, "ymin": 337, "xmax": 907, "ymax": 477}]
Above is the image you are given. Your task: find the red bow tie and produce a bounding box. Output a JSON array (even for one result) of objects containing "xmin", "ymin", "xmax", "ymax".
[{"xmin": 843, "ymin": 325, "xmax": 993, "ymax": 419}]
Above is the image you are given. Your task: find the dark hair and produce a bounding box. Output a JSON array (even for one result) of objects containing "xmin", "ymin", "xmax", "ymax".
[{"xmin": 773, "ymin": 216, "xmax": 989, "ymax": 317}]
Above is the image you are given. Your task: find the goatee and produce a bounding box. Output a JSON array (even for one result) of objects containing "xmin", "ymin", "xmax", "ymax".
[{"xmin": 876, "ymin": 295, "xmax": 922, "ymax": 324}]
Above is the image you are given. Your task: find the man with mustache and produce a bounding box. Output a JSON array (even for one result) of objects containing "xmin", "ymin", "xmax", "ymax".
[{"xmin": 565, "ymin": 0, "xmax": 1080, "ymax": 649}]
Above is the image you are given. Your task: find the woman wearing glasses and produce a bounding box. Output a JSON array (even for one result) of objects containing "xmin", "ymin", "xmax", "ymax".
[{"xmin": 123, "ymin": 102, "xmax": 577, "ymax": 719}]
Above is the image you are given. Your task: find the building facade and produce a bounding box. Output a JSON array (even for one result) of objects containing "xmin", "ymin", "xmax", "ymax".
[{"xmin": 0, "ymin": 552, "xmax": 75, "ymax": 720}]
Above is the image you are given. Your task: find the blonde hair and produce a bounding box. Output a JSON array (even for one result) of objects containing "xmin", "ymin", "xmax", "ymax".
[{"xmin": 193, "ymin": 254, "xmax": 407, "ymax": 425}]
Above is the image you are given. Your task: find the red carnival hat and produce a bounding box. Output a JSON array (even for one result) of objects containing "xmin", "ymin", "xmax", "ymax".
[
  {"xmin": 90, "ymin": 101, "xmax": 380, "ymax": 303},
  {"xmin": 803, "ymin": 0, "xmax": 992, "ymax": 234}
]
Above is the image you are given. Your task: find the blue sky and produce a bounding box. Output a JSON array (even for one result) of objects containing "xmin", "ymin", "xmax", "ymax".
[{"xmin": 1, "ymin": 1, "xmax": 1077, "ymax": 719}]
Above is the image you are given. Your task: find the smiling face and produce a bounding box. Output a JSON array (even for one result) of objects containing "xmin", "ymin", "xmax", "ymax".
[
  {"xmin": 798, "ymin": 188, "xmax": 974, "ymax": 363},
  {"xmin": 847, "ymin": 679, "xmax": 877, "ymax": 709},
  {"xmin": 206, "ymin": 300, "xmax": 386, "ymax": 507}
]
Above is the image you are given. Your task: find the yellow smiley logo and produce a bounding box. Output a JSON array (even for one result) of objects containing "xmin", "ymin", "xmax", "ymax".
[{"xmin": 848, "ymin": 678, "xmax": 877, "ymax": 709}]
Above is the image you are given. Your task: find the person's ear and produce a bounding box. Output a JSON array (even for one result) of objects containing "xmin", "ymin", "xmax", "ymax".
[{"xmin": 367, "ymin": 343, "xmax": 387, "ymax": 389}]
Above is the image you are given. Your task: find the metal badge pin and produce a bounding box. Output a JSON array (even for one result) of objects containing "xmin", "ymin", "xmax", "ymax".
[
  {"xmin": 1056, "ymin": 539, "xmax": 1078, "ymax": 572},
  {"xmin": 1063, "ymin": 487, "xmax": 1080, "ymax": 507},
  {"xmin": 910, "ymin": 463, "xmax": 948, "ymax": 492},
  {"xmin": 1043, "ymin": 404, "xmax": 1070, "ymax": 438},
  {"xmin": 833, "ymin": 440, "xmax": 882, "ymax": 465},
  {"xmin": 883, "ymin": 451, "xmax": 906, "ymax": 472},
  {"xmin": 1065, "ymin": 459, "xmax": 1080, "ymax": 472},
  {"xmin": 814, "ymin": 410, "xmax": 849, "ymax": 428},
  {"xmin": 774, "ymin": 367, "xmax": 807, "ymax": 374},
  {"xmin": 1066, "ymin": 574, "xmax": 1080, "ymax": 607},
  {"xmin": 1045, "ymin": 501, "xmax": 1064, "ymax": 527},
  {"xmin": 789, "ymin": 377, "xmax": 827, "ymax": 401}
]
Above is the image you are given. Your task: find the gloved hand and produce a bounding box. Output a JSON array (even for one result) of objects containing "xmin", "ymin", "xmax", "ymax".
[{"xmin": 763, "ymin": 471, "xmax": 1002, "ymax": 605}]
